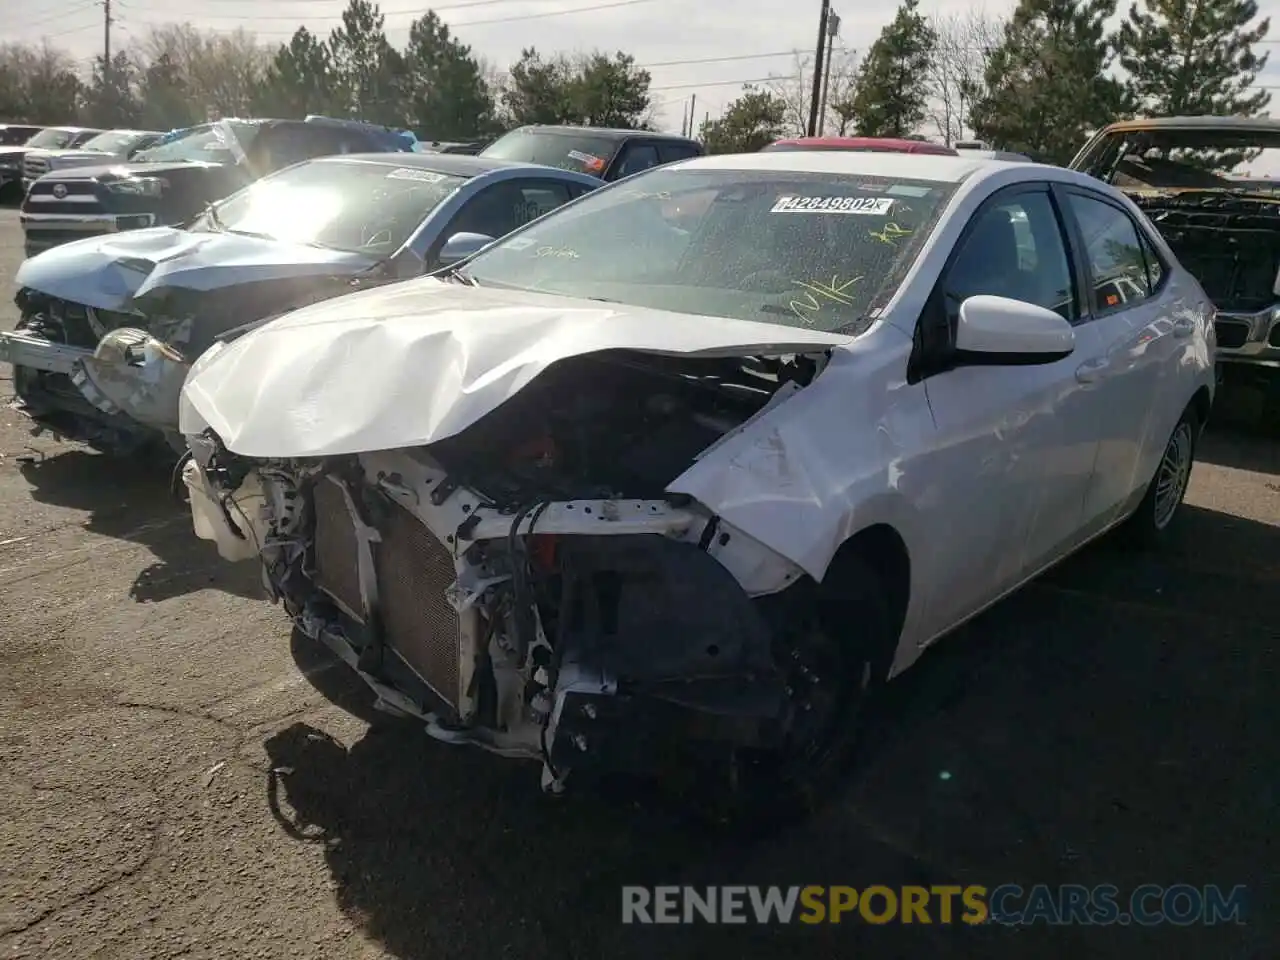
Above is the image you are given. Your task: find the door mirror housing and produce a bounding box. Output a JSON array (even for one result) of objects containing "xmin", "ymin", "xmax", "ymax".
[
  {"xmin": 438, "ymin": 231, "xmax": 495, "ymax": 266},
  {"xmin": 954, "ymin": 294, "xmax": 1075, "ymax": 365}
]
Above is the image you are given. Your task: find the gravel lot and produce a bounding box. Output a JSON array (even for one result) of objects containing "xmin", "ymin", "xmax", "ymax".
[{"xmin": 0, "ymin": 206, "xmax": 1276, "ymax": 959}]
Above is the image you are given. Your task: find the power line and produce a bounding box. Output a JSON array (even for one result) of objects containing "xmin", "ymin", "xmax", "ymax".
[
  {"xmin": 643, "ymin": 50, "xmax": 800, "ymax": 69},
  {"xmin": 119, "ymin": 0, "xmax": 546, "ymax": 20},
  {"xmin": 119, "ymin": 0, "xmax": 654, "ymax": 22},
  {"xmin": 650, "ymin": 75, "xmax": 784, "ymax": 92},
  {"xmin": 13, "ymin": 2, "xmax": 99, "ymax": 31},
  {"xmin": 35, "ymin": 22, "xmax": 102, "ymax": 41},
  {"xmin": 183, "ymin": 0, "xmax": 666, "ymax": 39}
]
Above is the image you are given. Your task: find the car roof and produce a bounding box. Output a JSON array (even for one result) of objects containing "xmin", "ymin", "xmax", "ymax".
[
  {"xmin": 1100, "ymin": 115, "xmax": 1280, "ymax": 133},
  {"xmin": 770, "ymin": 136, "xmax": 958, "ymax": 155},
  {"xmin": 47, "ymin": 126, "xmax": 101, "ymax": 133},
  {"xmin": 312, "ymin": 152, "xmax": 575, "ymax": 177},
  {"xmin": 506, "ymin": 125, "xmax": 699, "ymax": 145},
  {"xmin": 95, "ymin": 129, "xmax": 162, "ymax": 137},
  {"xmin": 955, "ymin": 148, "xmax": 1033, "ymax": 161},
  {"xmin": 671, "ymin": 150, "xmax": 1009, "ymax": 183}
]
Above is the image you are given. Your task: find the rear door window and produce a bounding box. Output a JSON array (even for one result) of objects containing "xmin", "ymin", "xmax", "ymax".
[
  {"xmin": 658, "ymin": 141, "xmax": 702, "ymax": 164},
  {"xmin": 1064, "ymin": 192, "xmax": 1156, "ymax": 313}
]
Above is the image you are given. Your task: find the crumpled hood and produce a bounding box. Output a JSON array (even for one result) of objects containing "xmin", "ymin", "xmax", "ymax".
[
  {"xmin": 15, "ymin": 227, "xmax": 377, "ymax": 312},
  {"xmin": 179, "ymin": 277, "xmax": 853, "ymax": 458}
]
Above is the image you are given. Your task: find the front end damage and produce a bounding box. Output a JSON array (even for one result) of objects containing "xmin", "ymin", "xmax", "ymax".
[
  {"xmin": 184, "ymin": 350, "xmax": 830, "ymax": 794},
  {"xmin": 4, "ymin": 272, "xmax": 379, "ymax": 456}
]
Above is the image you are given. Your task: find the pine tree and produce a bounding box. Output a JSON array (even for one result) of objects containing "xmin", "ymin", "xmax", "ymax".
[
  {"xmin": 970, "ymin": 0, "xmax": 1131, "ymax": 164},
  {"xmin": 700, "ymin": 86, "xmax": 788, "ymax": 153},
  {"xmin": 253, "ymin": 28, "xmax": 336, "ymax": 119},
  {"xmin": 849, "ymin": 0, "xmax": 937, "ymax": 137},
  {"xmin": 402, "ymin": 12, "xmax": 494, "ymax": 139},
  {"xmin": 1116, "ymin": 0, "xmax": 1270, "ymax": 116}
]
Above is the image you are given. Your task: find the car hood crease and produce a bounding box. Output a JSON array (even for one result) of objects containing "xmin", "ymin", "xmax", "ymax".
[{"xmin": 179, "ymin": 277, "xmax": 853, "ymax": 458}]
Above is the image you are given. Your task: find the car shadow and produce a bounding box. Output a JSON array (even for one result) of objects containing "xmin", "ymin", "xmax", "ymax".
[
  {"xmin": 1198, "ymin": 422, "xmax": 1280, "ymax": 475},
  {"xmin": 1207, "ymin": 376, "xmax": 1280, "ymax": 441},
  {"xmin": 261, "ymin": 502, "xmax": 1275, "ymax": 960},
  {"xmin": 18, "ymin": 448, "xmax": 264, "ymax": 602}
]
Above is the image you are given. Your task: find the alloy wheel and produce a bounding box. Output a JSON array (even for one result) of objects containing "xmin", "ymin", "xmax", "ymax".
[{"xmin": 1153, "ymin": 421, "xmax": 1193, "ymax": 530}]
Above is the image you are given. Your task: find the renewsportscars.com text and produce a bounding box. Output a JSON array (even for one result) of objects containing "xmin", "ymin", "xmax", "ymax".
[{"xmin": 621, "ymin": 884, "xmax": 1248, "ymax": 926}]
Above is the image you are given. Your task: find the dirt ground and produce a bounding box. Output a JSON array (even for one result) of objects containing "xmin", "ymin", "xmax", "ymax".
[{"xmin": 0, "ymin": 207, "xmax": 1276, "ymax": 959}]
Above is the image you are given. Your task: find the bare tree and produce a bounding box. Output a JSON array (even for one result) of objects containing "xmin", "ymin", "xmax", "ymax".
[
  {"xmin": 766, "ymin": 48, "xmax": 859, "ymax": 137},
  {"xmin": 138, "ymin": 25, "xmax": 269, "ymax": 117},
  {"xmin": 925, "ymin": 9, "xmax": 1005, "ymax": 145},
  {"xmin": 0, "ymin": 41, "xmax": 82, "ymax": 121}
]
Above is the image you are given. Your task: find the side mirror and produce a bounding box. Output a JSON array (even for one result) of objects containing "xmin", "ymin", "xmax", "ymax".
[
  {"xmin": 954, "ymin": 294, "xmax": 1075, "ymax": 365},
  {"xmin": 438, "ymin": 231, "xmax": 495, "ymax": 266}
]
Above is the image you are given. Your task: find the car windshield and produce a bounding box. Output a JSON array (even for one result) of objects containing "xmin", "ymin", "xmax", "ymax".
[
  {"xmin": 1, "ymin": 127, "xmax": 38, "ymax": 146},
  {"xmin": 24, "ymin": 128, "xmax": 81, "ymax": 150},
  {"xmin": 460, "ymin": 167, "xmax": 956, "ymax": 331},
  {"xmin": 78, "ymin": 131, "xmax": 147, "ymax": 154},
  {"xmin": 481, "ymin": 129, "xmax": 619, "ymax": 175},
  {"xmin": 194, "ymin": 159, "xmax": 467, "ymax": 254},
  {"xmin": 132, "ymin": 122, "xmax": 259, "ymax": 163},
  {"xmin": 1081, "ymin": 128, "xmax": 1280, "ymax": 190}
]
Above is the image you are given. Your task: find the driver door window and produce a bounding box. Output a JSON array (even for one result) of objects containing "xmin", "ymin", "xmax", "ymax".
[
  {"xmin": 427, "ymin": 179, "xmax": 575, "ymax": 265},
  {"xmin": 944, "ymin": 189, "xmax": 1077, "ymax": 323}
]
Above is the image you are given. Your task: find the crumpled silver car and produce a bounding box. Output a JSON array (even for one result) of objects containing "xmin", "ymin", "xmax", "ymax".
[{"xmin": 0, "ymin": 153, "xmax": 600, "ymax": 456}]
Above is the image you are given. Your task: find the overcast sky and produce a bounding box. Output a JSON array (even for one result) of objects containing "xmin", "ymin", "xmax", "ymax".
[{"xmin": 10, "ymin": 0, "xmax": 1280, "ymax": 136}]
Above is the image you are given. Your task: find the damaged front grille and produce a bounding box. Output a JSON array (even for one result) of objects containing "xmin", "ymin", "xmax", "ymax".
[{"xmin": 309, "ymin": 476, "xmax": 462, "ymax": 709}]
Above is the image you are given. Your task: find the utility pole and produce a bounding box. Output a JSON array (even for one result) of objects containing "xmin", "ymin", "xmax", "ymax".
[
  {"xmin": 688, "ymin": 94, "xmax": 696, "ymax": 137},
  {"xmin": 806, "ymin": 0, "xmax": 830, "ymax": 136},
  {"xmin": 817, "ymin": 12, "xmax": 840, "ymax": 136},
  {"xmin": 101, "ymin": 0, "xmax": 112, "ymax": 85}
]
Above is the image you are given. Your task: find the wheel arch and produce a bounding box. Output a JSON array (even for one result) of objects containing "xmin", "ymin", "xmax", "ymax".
[
  {"xmin": 816, "ymin": 522, "xmax": 912, "ymax": 676},
  {"xmin": 1189, "ymin": 383, "xmax": 1212, "ymax": 431}
]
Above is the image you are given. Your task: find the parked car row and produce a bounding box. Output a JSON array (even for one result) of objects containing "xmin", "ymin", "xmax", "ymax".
[
  {"xmin": 0, "ymin": 116, "xmax": 1265, "ymax": 824},
  {"xmin": 5, "ymin": 152, "xmax": 601, "ymax": 453}
]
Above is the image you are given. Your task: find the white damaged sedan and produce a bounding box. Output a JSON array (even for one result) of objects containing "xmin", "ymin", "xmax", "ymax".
[{"xmin": 178, "ymin": 151, "xmax": 1216, "ymax": 816}]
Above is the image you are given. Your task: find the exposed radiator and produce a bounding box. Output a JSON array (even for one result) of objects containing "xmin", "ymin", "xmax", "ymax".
[{"xmin": 310, "ymin": 477, "xmax": 462, "ymax": 709}]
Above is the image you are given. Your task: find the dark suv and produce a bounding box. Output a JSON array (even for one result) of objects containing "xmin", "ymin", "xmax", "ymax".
[
  {"xmin": 479, "ymin": 125, "xmax": 703, "ymax": 180},
  {"xmin": 20, "ymin": 117, "xmax": 411, "ymax": 256}
]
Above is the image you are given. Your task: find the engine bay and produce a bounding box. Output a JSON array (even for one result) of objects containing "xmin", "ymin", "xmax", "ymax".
[
  {"xmin": 1130, "ymin": 192, "xmax": 1280, "ymax": 312},
  {"xmin": 426, "ymin": 349, "xmax": 818, "ymax": 506}
]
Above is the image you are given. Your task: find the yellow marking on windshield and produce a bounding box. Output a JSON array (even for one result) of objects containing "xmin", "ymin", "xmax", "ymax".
[
  {"xmin": 535, "ymin": 245, "xmax": 579, "ymax": 259},
  {"xmin": 788, "ymin": 275, "xmax": 863, "ymax": 324},
  {"xmin": 869, "ymin": 222, "xmax": 914, "ymax": 246}
]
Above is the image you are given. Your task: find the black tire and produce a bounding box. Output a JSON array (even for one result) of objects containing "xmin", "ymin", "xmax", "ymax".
[
  {"xmin": 1120, "ymin": 406, "xmax": 1199, "ymax": 547},
  {"xmin": 707, "ymin": 554, "xmax": 897, "ymax": 832}
]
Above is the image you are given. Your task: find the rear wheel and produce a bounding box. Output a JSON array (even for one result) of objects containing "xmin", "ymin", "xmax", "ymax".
[{"xmin": 1120, "ymin": 407, "xmax": 1199, "ymax": 546}]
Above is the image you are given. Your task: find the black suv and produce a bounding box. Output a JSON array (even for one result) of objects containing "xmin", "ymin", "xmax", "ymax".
[
  {"xmin": 479, "ymin": 125, "xmax": 703, "ymax": 180},
  {"xmin": 20, "ymin": 117, "xmax": 412, "ymax": 256}
]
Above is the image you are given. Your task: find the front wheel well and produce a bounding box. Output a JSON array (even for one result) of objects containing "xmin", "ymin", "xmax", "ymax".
[
  {"xmin": 820, "ymin": 523, "xmax": 911, "ymax": 649},
  {"xmin": 1190, "ymin": 384, "xmax": 1212, "ymax": 431}
]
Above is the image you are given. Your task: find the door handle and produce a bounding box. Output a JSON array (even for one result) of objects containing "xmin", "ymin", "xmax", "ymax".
[
  {"xmin": 1173, "ymin": 319, "xmax": 1195, "ymax": 338},
  {"xmin": 1075, "ymin": 358, "xmax": 1108, "ymax": 384}
]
